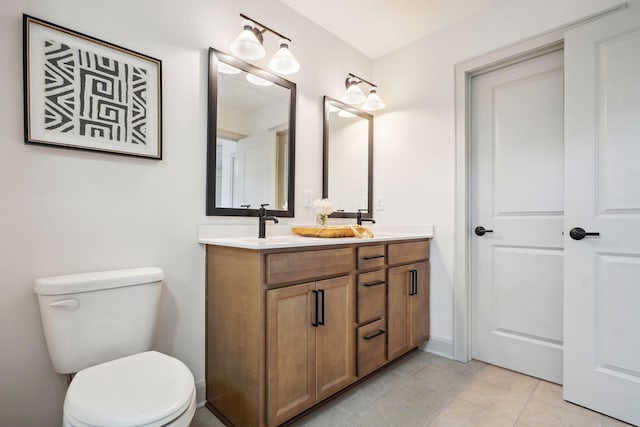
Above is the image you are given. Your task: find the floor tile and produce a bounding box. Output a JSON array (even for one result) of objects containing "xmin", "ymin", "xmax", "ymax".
[
  {"xmin": 392, "ymin": 350, "xmax": 438, "ymax": 376},
  {"xmin": 531, "ymin": 381, "xmax": 604, "ymax": 419},
  {"xmin": 516, "ymin": 398, "xmax": 602, "ymax": 427},
  {"xmin": 428, "ymin": 397, "xmax": 515, "ymax": 427},
  {"xmin": 347, "ymin": 395, "xmax": 440, "ymax": 427},
  {"xmin": 602, "ymin": 415, "xmax": 635, "ymax": 426},
  {"xmin": 473, "ymin": 364, "xmax": 539, "ymax": 394},
  {"xmin": 413, "ymin": 363, "xmax": 473, "ymax": 396},
  {"xmin": 456, "ymin": 377, "xmax": 533, "ymax": 420},
  {"xmin": 192, "ymin": 406, "xmax": 226, "ymax": 427}
]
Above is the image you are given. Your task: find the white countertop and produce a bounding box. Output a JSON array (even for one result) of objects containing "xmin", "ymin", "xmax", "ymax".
[{"xmin": 198, "ymin": 224, "xmax": 433, "ymax": 250}]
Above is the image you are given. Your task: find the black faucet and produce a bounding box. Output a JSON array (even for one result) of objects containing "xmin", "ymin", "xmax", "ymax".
[
  {"xmin": 357, "ymin": 209, "xmax": 376, "ymax": 226},
  {"xmin": 258, "ymin": 203, "xmax": 279, "ymax": 238}
]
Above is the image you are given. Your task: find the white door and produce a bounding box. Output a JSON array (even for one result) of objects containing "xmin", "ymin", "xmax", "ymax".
[
  {"xmin": 564, "ymin": 7, "xmax": 640, "ymax": 425},
  {"xmin": 471, "ymin": 48, "xmax": 565, "ymax": 383}
]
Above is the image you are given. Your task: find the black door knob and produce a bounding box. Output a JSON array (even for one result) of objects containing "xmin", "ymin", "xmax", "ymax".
[
  {"xmin": 474, "ymin": 226, "xmax": 494, "ymax": 236},
  {"xmin": 569, "ymin": 227, "xmax": 600, "ymax": 240}
]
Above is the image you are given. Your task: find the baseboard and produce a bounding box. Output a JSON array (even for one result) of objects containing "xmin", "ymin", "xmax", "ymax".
[
  {"xmin": 196, "ymin": 380, "xmax": 206, "ymax": 407},
  {"xmin": 421, "ymin": 336, "xmax": 454, "ymax": 359}
]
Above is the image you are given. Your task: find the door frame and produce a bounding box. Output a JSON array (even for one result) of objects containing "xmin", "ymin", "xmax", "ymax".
[{"xmin": 452, "ymin": 5, "xmax": 626, "ymax": 363}]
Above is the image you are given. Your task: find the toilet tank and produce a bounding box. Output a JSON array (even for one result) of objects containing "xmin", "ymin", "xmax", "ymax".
[{"xmin": 34, "ymin": 267, "xmax": 164, "ymax": 374}]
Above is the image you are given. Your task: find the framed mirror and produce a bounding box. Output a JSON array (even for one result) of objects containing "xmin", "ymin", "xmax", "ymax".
[
  {"xmin": 323, "ymin": 96, "xmax": 373, "ymax": 218},
  {"xmin": 206, "ymin": 48, "xmax": 296, "ymax": 217}
]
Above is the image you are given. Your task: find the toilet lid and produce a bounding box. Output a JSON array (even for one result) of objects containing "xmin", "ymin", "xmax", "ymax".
[{"xmin": 64, "ymin": 351, "xmax": 195, "ymax": 427}]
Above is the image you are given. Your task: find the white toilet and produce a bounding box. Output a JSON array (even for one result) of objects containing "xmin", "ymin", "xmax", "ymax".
[{"xmin": 34, "ymin": 267, "xmax": 196, "ymax": 427}]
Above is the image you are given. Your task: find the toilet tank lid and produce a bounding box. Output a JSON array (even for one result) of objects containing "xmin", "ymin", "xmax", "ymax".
[{"xmin": 34, "ymin": 267, "xmax": 164, "ymax": 295}]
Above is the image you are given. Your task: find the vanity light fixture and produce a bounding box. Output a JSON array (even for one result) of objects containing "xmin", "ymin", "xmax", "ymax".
[
  {"xmin": 341, "ymin": 73, "xmax": 385, "ymax": 111},
  {"xmin": 230, "ymin": 14, "xmax": 300, "ymax": 75}
]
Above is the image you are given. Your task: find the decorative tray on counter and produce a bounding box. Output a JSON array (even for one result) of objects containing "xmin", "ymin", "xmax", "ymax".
[{"xmin": 291, "ymin": 225, "xmax": 373, "ymax": 239}]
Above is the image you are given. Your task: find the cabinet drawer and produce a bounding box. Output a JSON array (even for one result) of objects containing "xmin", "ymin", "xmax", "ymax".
[
  {"xmin": 357, "ymin": 318, "xmax": 387, "ymax": 377},
  {"xmin": 357, "ymin": 270, "xmax": 386, "ymax": 324},
  {"xmin": 357, "ymin": 245, "xmax": 386, "ymax": 270},
  {"xmin": 266, "ymin": 248, "xmax": 354, "ymax": 285},
  {"xmin": 388, "ymin": 240, "xmax": 429, "ymax": 265}
]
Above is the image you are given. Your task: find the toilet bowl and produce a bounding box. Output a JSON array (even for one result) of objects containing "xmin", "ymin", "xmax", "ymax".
[{"xmin": 34, "ymin": 267, "xmax": 196, "ymax": 427}]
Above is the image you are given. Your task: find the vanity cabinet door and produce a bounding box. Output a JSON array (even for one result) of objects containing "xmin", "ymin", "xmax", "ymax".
[
  {"xmin": 388, "ymin": 265, "xmax": 412, "ymax": 360},
  {"xmin": 266, "ymin": 276, "xmax": 355, "ymax": 426},
  {"xmin": 410, "ymin": 262, "xmax": 430, "ymax": 346},
  {"xmin": 267, "ymin": 282, "xmax": 317, "ymax": 426},
  {"xmin": 316, "ymin": 275, "xmax": 356, "ymax": 400},
  {"xmin": 387, "ymin": 262, "xmax": 430, "ymax": 360}
]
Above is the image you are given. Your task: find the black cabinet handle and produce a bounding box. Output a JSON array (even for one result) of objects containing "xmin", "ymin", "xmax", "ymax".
[
  {"xmin": 409, "ymin": 269, "xmax": 417, "ymax": 295},
  {"xmin": 413, "ymin": 270, "xmax": 418, "ymax": 296},
  {"xmin": 474, "ymin": 226, "xmax": 494, "ymax": 236},
  {"xmin": 409, "ymin": 270, "xmax": 414, "ymax": 295},
  {"xmin": 363, "ymin": 329, "xmax": 386, "ymax": 340},
  {"xmin": 363, "ymin": 254, "xmax": 385, "ymax": 260},
  {"xmin": 311, "ymin": 290, "xmax": 319, "ymax": 327},
  {"xmin": 569, "ymin": 227, "xmax": 600, "ymax": 241},
  {"xmin": 318, "ymin": 289, "xmax": 325, "ymax": 326},
  {"xmin": 364, "ymin": 280, "xmax": 386, "ymax": 287}
]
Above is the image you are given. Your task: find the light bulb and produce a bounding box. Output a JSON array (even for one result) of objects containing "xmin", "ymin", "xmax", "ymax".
[
  {"xmin": 230, "ymin": 22, "xmax": 265, "ymax": 60},
  {"xmin": 269, "ymin": 41, "xmax": 300, "ymax": 75}
]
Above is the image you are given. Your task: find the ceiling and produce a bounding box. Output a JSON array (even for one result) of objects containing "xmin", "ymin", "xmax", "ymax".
[{"xmin": 280, "ymin": 0, "xmax": 504, "ymax": 59}]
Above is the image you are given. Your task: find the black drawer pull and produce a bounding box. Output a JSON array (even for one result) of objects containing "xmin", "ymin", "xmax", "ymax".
[
  {"xmin": 363, "ymin": 329, "xmax": 386, "ymax": 340},
  {"xmin": 363, "ymin": 254, "xmax": 385, "ymax": 260},
  {"xmin": 364, "ymin": 280, "xmax": 385, "ymax": 287}
]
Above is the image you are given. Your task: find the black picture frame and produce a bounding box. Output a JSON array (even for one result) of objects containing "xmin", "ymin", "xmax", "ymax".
[{"xmin": 23, "ymin": 14, "xmax": 163, "ymax": 159}]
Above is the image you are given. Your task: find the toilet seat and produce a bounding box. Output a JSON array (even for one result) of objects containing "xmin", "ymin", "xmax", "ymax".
[{"xmin": 63, "ymin": 351, "xmax": 195, "ymax": 427}]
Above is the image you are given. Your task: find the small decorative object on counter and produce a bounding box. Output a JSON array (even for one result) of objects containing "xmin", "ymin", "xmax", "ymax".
[
  {"xmin": 291, "ymin": 225, "xmax": 374, "ymax": 238},
  {"xmin": 312, "ymin": 198, "xmax": 334, "ymax": 227}
]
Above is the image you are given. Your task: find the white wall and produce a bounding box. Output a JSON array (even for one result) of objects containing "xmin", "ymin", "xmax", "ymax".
[
  {"xmin": 371, "ymin": 0, "xmax": 636, "ymax": 356},
  {"xmin": 0, "ymin": 0, "xmax": 369, "ymax": 425}
]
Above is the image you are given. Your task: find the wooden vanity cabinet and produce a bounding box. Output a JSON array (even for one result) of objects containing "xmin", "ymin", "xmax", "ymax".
[{"xmin": 205, "ymin": 238, "xmax": 430, "ymax": 427}]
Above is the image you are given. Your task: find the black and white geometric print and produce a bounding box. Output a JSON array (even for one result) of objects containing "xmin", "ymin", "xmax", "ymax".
[{"xmin": 43, "ymin": 39, "xmax": 148, "ymax": 145}]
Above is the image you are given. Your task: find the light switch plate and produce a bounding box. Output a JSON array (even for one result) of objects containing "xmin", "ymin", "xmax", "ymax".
[{"xmin": 303, "ymin": 190, "xmax": 312, "ymax": 207}]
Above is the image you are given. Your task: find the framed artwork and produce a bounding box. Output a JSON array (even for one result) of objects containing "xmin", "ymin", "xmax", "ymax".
[{"xmin": 23, "ymin": 15, "xmax": 163, "ymax": 159}]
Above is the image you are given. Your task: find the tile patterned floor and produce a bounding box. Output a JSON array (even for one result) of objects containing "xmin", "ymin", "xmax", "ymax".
[{"xmin": 190, "ymin": 351, "xmax": 635, "ymax": 427}]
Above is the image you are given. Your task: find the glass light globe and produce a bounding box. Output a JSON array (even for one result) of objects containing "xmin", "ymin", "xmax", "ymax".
[
  {"xmin": 269, "ymin": 41, "xmax": 300, "ymax": 75},
  {"xmin": 341, "ymin": 79, "xmax": 366, "ymax": 105},
  {"xmin": 230, "ymin": 24, "xmax": 265, "ymax": 60},
  {"xmin": 362, "ymin": 88, "xmax": 385, "ymax": 111}
]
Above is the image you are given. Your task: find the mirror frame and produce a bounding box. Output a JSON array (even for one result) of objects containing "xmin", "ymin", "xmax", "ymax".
[
  {"xmin": 322, "ymin": 96, "xmax": 373, "ymax": 219},
  {"xmin": 206, "ymin": 47, "xmax": 296, "ymax": 217}
]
